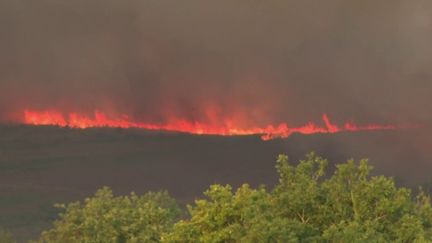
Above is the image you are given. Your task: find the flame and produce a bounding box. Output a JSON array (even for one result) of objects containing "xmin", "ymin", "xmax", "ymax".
[{"xmin": 23, "ymin": 110, "xmax": 399, "ymax": 140}]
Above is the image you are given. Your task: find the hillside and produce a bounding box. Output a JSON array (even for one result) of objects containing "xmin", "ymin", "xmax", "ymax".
[{"xmin": 0, "ymin": 125, "xmax": 430, "ymax": 241}]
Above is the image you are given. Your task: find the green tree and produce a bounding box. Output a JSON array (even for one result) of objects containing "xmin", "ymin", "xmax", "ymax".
[
  {"xmin": 35, "ymin": 153, "xmax": 432, "ymax": 242},
  {"xmin": 164, "ymin": 153, "xmax": 432, "ymax": 242},
  {"xmin": 0, "ymin": 228, "xmax": 16, "ymax": 243},
  {"xmin": 35, "ymin": 187, "xmax": 181, "ymax": 243}
]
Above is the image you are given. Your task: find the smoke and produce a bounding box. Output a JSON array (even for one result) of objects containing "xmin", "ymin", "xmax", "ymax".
[{"xmin": 0, "ymin": 0, "xmax": 431, "ymax": 128}]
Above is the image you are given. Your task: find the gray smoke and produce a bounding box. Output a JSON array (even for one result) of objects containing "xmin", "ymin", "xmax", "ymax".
[{"xmin": 0, "ymin": 0, "xmax": 431, "ymax": 127}]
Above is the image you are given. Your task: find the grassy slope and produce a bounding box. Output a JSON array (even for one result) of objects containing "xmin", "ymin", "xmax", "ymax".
[{"xmin": 0, "ymin": 125, "xmax": 430, "ymax": 242}]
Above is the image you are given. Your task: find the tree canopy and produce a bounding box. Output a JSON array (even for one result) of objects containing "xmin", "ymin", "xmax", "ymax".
[
  {"xmin": 33, "ymin": 153, "xmax": 432, "ymax": 242},
  {"xmin": 0, "ymin": 228, "xmax": 16, "ymax": 243},
  {"xmin": 35, "ymin": 190, "xmax": 181, "ymax": 243}
]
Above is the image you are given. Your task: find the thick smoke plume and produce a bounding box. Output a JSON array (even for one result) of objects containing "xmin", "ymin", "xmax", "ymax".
[{"xmin": 0, "ymin": 0, "xmax": 431, "ymax": 128}]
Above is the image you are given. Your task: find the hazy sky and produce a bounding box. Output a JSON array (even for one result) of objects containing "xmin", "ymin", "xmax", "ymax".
[{"xmin": 0, "ymin": 0, "xmax": 431, "ymax": 126}]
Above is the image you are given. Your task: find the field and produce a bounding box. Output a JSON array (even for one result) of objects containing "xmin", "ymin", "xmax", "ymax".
[{"xmin": 0, "ymin": 125, "xmax": 430, "ymax": 242}]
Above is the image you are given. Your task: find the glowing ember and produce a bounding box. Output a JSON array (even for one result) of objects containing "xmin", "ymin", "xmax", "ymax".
[{"xmin": 23, "ymin": 110, "xmax": 398, "ymax": 140}]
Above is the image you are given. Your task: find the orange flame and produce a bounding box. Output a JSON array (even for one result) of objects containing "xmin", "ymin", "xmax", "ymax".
[{"xmin": 23, "ymin": 110, "xmax": 398, "ymax": 140}]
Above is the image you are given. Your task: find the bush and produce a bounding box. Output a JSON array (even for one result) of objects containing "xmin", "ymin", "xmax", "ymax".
[
  {"xmin": 0, "ymin": 228, "xmax": 16, "ymax": 243},
  {"xmin": 36, "ymin": 188, "xmax": 181, "ymax": 243},
  {"xmin": 36, "ymin": 153, "xmax": 432, "ymax": 242},
  {"xmin": 165, "ymin": 153, "xmax": 432, "ymax": 242}
]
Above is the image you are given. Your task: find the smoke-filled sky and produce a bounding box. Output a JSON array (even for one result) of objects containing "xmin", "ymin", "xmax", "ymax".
[{"xmin": 0, "ymin": 0, "xmax": 431, "ymax": 127}]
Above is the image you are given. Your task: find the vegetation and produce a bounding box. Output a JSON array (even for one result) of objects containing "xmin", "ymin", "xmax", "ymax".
[
  {"xmin": 34, "ymin": 190, "xmax": 181, "ymax": 243},
  {"xmin": 0, "ymin": 228, "xmax": 16, "ymax": 243},
  {"xmin": 31, "ymin": 153, "xmax": 432, "ymax": 242}
]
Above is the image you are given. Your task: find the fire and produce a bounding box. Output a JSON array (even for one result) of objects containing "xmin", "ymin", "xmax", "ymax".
[{"xmin": 23, "ymin": 110, "xmax": 398, "ymax": 140}]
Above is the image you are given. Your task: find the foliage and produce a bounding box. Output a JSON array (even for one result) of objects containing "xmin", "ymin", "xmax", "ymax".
[
  {"xmin": 0, "ymin": 228, "xmax": 16, "ymax": 243},
  {"xmin": 35, "ymin": 188, "xmax": 181, "ymax": 243},
  {"xmin": 164, "ymin": 153, "xmax": 432, "ymax": 242},
  {"xmin": 35, "ymin": 153, "xmax": 432, "ymax": 242}
]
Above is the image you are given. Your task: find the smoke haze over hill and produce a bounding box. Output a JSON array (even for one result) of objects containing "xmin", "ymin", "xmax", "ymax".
[{"xmin": 0, "ymin": 0, "xmax": 431, "ymax": 127}]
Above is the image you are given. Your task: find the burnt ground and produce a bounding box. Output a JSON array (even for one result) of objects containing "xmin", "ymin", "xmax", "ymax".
[{"xmin": 0, "ymin": 125, "xmax": 431, "ymax": 242}]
